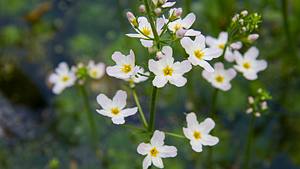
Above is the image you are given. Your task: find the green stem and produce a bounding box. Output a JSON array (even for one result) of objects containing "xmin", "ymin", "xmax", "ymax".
[
  {"xmin": 207, "ymin": 89, "xmax": 219, "ymax": 169},
  {"xmin": 143, "ymin": 0, "xmax": 160, "ymax": 49},
  {"xmin": 243, "ymin": 115, "xmax": 255, "ymax": 169},
  {"xmin": 132, "ymin": 89, "xmax": 149, "ymax": 129},
  {"xmin": 165, "ymin": 132, "xmax": 185, "ymax": 139},
  {"xmin": 148, "ymin": 86, "xmax": 158, "ymax": 132},
  {"xmin": 79, "ymin": 85, "xmax": 98, "ymax": 146}
]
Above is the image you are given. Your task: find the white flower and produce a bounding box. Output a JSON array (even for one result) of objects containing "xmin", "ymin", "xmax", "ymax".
[
  {"xmin": 180, "ymin": 35, "xmax": 222, "ymax": 72},
  {"xmin": 96, "ymin": 90, "xmax": 137, "ymax": 125},
  {"xmin": 206, "ymin": 32, "xmax": 242, "ymax": 62},
  {"xmin": 183, "ymin": 113, "xmax": 219, "ymax": 152},
  {"xmin": 48, "ymin": 62, "xmax": 76, "ymax": 94},
  {"xmin": 233, "ymin": 47, "xmax": 267, "ymax": 80},
  {"xmin": 87, "ymin": 60, "xmax": 105, "ymax": 79},
  {"xmin": 168, "ymin": 13, "xmax": 201, "ymax": 37},
  {"xmin": 202, "ymin": 62, "xmax": 237, "ymax": 91},
  {"xmin": 126, "ymin": 17, "xmax": 164, "ymax": 47},
  {"xmin": 152, "ymin": 0, "xmax": 176, "ymax": 8},
  {"xmin": 137, "ymin": 130, "xmax": 177, "ymax": 169},
  {"xmin": 126, "ymin": 66, "xmax": 150, "ymax": 84},
  {"xmin": 106, "ymin": 50, "xmax": 136, "ymax": 79},
  {"xmin": 148, "ymin": 46, "xmax": 192, "ymax": 88}
]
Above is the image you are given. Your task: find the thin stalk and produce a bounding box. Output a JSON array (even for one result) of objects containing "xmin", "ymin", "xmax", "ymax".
[
  {"xmin": 132, "ymin": 89, "xmax": 149, "ymax": 129},
  {"xmin": 165, "ymin": 132, "xmax": 185, "ymax": 139},
  {"xmin": 243, "ymin": 115, "xmax": 255, "ymax": 169},
  {"xmin": 79, "ymin": 85, "xmax": 98, "ymax": 146},
  {"xmin": 148, "ymin": 86, "xmax": 158, "ymax": 132},
  {"xmin": 143, "ymin": 0, "xmax": 160, "ymax": 49},
  {"xmin": 207, "ymin": 89, "xmax": 219, "ymax": 169}
]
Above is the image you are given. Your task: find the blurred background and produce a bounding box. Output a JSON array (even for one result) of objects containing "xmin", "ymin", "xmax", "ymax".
[{"xmin": 0, "ymin": 0, "xmax": 300, "ymax": 168}]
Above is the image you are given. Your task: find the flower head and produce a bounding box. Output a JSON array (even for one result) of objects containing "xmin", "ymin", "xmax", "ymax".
[
  {"xmin": 168, "ymin": 13, "xmax": 201, "ymax": 37},
  {"xmin": 126, "ymin": 17, "xmax": 164, "ymax": 47},
  {"xmin": 96, "ymin": 90, "xmax": 137, "ymax": 125},
  {"xmin": 148, "ymin": 46, "xmax": 192, "ymax": 88},
  {"xmin": 106, "ymin": 50, "xmax": 136, "ymax": 79},
  {"xmin": 87, "ymin": 60, "xmax": 105, "ymax": 79},
  {"xmin": 181, "ymin": 35, "xmax": 222, "ymax": 72},
  {"xmin": 137, "ymin": 130, "xmax": 177, "ymax": 169},
  {"xmin": 206, "ymin": 32, "xmax": 243, "ymax": 62},
  {"xmin": 126, "ymin": 66, "xmax": 150, "ymax": 84},
  {"xmin": 233, "ymin": 47, "xmax": 267, "ymax": 80},
  {"xmin": 202, "ymin": 62, "xmax": 237, "ymax": 91},
  {"xmin": 49, "ymin": 62, "xmax": 76, "ymax": 94},
  {"xmin": 183, "ymin": 113, "xmax": 219, "ymax": 152}
]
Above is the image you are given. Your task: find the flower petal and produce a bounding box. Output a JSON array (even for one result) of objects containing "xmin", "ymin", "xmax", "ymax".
[
  {"xmin": 113, "ymin": 90, "xmax": 127, "ymax": 109},
  {"xmin": 161, "ymin": 46, "xmax": 173, "ymax": 58},
  {"xmin": 159, "ymin": 145, "xmax": 177, "ymax": 158},
  {"xmin": 199, "ymin": 118, "xmax": 215, "ymax": 134},
  {"xmin": 201, "ymin": 135, "xmax": 219, "ymax": 146},
  {"xmin": 169, "ymin": 75, "xmax": 187, "ymax": 87},
  {"xmin": 190, "ymin": 140, "xmax": 203, "ymax": 152},
  {"xmin": 180, "ymin": 37, "xmax": 194, "ymax": 54},
  {"xmin": 173, "ymin": 60, "xmax": 192, "ymax": 74},
  {"xmin": 184, "ymin": 29, "xmax": 201, "ymax": 36},
  {"xmin": 244, "ymin": 47, "xmax": 259, "ymax": 60},
  {"xmin": 96, "ymin": 109, "xmax": 112, "ymax": 118},
  {"xmin": 150, "ymin": 130, "xmax": 165, "ymax": 146},
  {"xmin": 198, "ymin": 60, "xmax": 214, "ymax": 72},
  {"xmin": 111, "ymin": 116, "xmax": 125, "ymax": 125},
  {"xmin": 153, "ymin": 75, "xmax": 168, "ymax": 88},
  {"xmin": 152, "ymin": 157, "xmax": 164, "ymax": 168},
  {"xmin": 122, "ymin": 107, "xmax": 138, "ymax": 117},
  {"xmin": 96, "ymin": 93, "xmax": 112, "ymax": 110},
  {"xmin": 137, "ymin": 143, "xmax": 152, "ymax": 155},
  {"xmin": 186, "ymin": 112, "xmax": 199, "ymax": 129},
  {"xmin": 140, "ymin": 39, "xmax": 153, "ymax": 48},
  {"xmin": 182, "ymin": 13, "xmax": 196, "ymax": 29},
  {"xmin": 143, "ymin": 155, "xmax": 152, "ymax": 169}
]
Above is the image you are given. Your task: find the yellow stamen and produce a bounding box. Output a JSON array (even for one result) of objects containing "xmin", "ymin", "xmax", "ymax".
[
  {"xmin": 90, "ymin": 70, "xmax": 98, "ymax": 78},
  {"xmin": 174, "ymin": 23, "xmax": 182, "ymax": 31},
  {"xmin": 121, "ymin": 64, "xmax": 132, "ymax": 73},
  {"xmin": 194, "ymin": 50, "xmax": 204, "ymax": 59},
  {"xmin": 141, "ymin": 27, "xmax": 151, "ymax": 36},
  {"xmin": 193, "ymin": 131, "xmax": 202, "ymax": 140},
  {"xmin": 61, "ymin": 76, "xmax": 70, "ymax": 82},
  {"xmin": 150, "ymin": 147, "xmax": 159, "ymax": 157},
  {"xmin": 215, "ymin": 75, "xmax": 224, "ymax": 83},
  {"xmin": 111, "ymin": 107, "xmax": 120, "ymax": 115},
  {"xmin": 163, "ymin": 66, "xmax": 173, "ymax": 76},
  {"xmin": 218, "ymin": 43, "xmax": 225, "ymax": 49},
  {"xmin": 243, "ymin": 62, "xmax": 251, "ymax": 69}
]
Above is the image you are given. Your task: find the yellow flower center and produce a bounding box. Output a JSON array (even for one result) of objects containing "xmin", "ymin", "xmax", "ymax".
[
  {"xmin": 163, "ymin": 66, "xmax": 173, "ymax": 76},
  {"xmin": 90, "ymin": 69, "xmax": 98, "ymax": 78},
  {"xmin": 218, "ymin": 43, "xmax": 225, "ymax": 49},
  {"xmin": 141, "ymin": 27, "xmax": 151, "ymax": 36},
  {"xmin": 121, "ymin": 64, "xmax": 132, "ymax": 73},
  {"xmin": 150, "ymin": 147, "xmax": 159, "ymax": 157},
  {"xmin": 194, "ymin": 50, "xmax": 205, "ymax": 59},
  {"xmin": 193, "ymin": 131, "xmax": 202, "ymax": 140},
  {"xmin": 111, "ymin": 107, "xmax": 120, "ymax": 115},
  {"xmin": 243, "ymin": 62, "xmax": 251, "ymax": 69},
  {"xmin": 61, "ymin": 75, "xmax": 70, "ymax": 82},
  {"xmin": 174, "ymin": 23, "xmax": 182, "ymax": 31},
  {"xmin": 215, "ymin": 75, "xmax": 224, "ymax": 83}
]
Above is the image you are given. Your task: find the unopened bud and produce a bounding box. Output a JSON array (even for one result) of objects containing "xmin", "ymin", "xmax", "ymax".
[
  {"xmin": 126, "ymin": 12, "xmax": 138, "ymax": 27},
  {"xmin": 248, "ymin": 34, "xmax": 259, "ymax": 42},
  {"xmin": 239, "ymin": 19, "xmax": 244, "ymax": 25},
  {"xmin": 261, "ymin": 101, "xmax": 268, "ymax": 110},
  {"xmin": 154, "ymin": 8, "xmax": 162, "ymax": 16},
  {"xmin": 158, "ymin": 0, "xmax": 166, "ymax": 5},
  {"xmin": 171, "ymin": 8, "xmax": 182, "ymax": 19},
  {"xmin": 176, "ymin": 28, "xmax": 187, "ymax": 38},
  {"xmin": 156, "ymin": 51, "xmax": 164, "ymax": 60},
  {"xmin": 232, "ymin": 14, "xmax": 239, "ymax": 22},
  {"xmin": 246, "ymin": 108, "xmax": 253, "ymax": 114},
  {"xmin": 139, "ymin": 5, "xmax": 146, "ymax": 13},
  {"xmin": 248, "ymin": 96, "xmax": 254, "ymax": 104},
  {"xmin": 242, "ymin": 26, "xmax": 247, "ymax": 32},
  {"xmin": 230, "ymin": 41, "xmax": 242, "ymax": 50},
  {"xmin": 255, "ymin": 112, "xmax": 261, "ymax": 117},
  {"xmin": 241, "ymin": 10, "xmax": 248, "ymax": 17}
]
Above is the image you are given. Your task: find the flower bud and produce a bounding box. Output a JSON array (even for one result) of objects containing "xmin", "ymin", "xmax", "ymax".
[
  {"xmin": 230, "ymin": 41, "xmax": 242, "ymax": 50},
  {"xmin": 241, "ymin": 10, "xmax": 248, "ymax": 17},
  {"xmin": 248, "ymin": 34, "xmax": 259, "ymax": 42},
  {"xmin": 158, "ymin": 0, "xmax": 166, "ymax": 5},
  {"xmin": 255, "ymin": 112, "xmax": 261, "ymax": 117},
  {"xmin": 169, "ymin": 8, "xmax": 182, "ymax": 21},
  {"xmin": 154, "ymin": 8, "xmax": 162, "ymax": 16},
  {"xmin": 246, "ymin": 108, "xmax": 253, "ymax": 114},
  {"xmin": 239, "ymin": 19, "xmax": 244, "ymax": 25},
  {"xmin": 232, "ymin": 14, "xmax": 239, "ymax": 22},
  {"xmin": 139, "ymin": 5, "xmax": 146, "ymax": 13},
  {"xmin": 156, "ymin": 51, "xmax": 164, "ymax": 60},
  {"xmin": 248, "ymin": 96, "xmax": 254, "ymax": 104},
  {"xmin": 176, "ymin": 28, "xmax": 187, "ymax": 38},
  {"xmin": 242, "ymin": 26, "xmax": 247, "ymax": 32},
  {"xmin": 126, "ymin": 11, "xmax": 138, "ymax": 27},
  {"xmin": 261, "ymin": 101, "xmax": 268, "ymax": 110}
]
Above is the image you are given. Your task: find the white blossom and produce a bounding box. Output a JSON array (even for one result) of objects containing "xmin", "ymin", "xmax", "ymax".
[
  {"xmin": 233, "ymin": 47, "xmax": 267, "ymax": 80},
  {"xmin": 87, "ymin": 60, "xmax": 105, "ymax": 79},
  {"xmin": 168, "ymin": 13, "xmax": 201, "ymax": 37},
  {"xmin": 49, "ymin": 62, "xmax": 76, "ymax": 94},
  {"xmin": 106, "ymin": 50, "xmax": 136, "ymax": 80},
  {"xmin": 152, "ymin": 0, "xmax": 176, "ymax": 8},
  {"xmin": 183, "ymin": 113, "xmax": 219, "ymax": 152},
  {"xmin": 126, "ymin": 17, "xmax": 164, "ymax": 47},
  {"xmin": 126, "ymin": 66, "xmax": 150, "ymax": 84},
  {"xmin": 96, "ymin": 90, "xmax": 137, "ymax": 125},
  {"xmin": 202, "ymin": 62, "xmax": 237, "ymax": 91},
  {"xmin": 137, "ymin": 130, "xmax": 177, "ymax": 169},
  {"xmin": 148, "ymin": 46, "xmax": 192, "ymax": 88},
  {"xmin": 181, "ymin": 35, "xmax": 222, "ymax": 72}
]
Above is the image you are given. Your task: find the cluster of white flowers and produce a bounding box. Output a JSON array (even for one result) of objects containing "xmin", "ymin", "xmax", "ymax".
[
  {"xmin": 48, "ymin": 61, "xmax": 105, "ymax": 94},
  {"xmin": 48, "ymin": 1, "xmax": 268, "ymax": 169}
]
